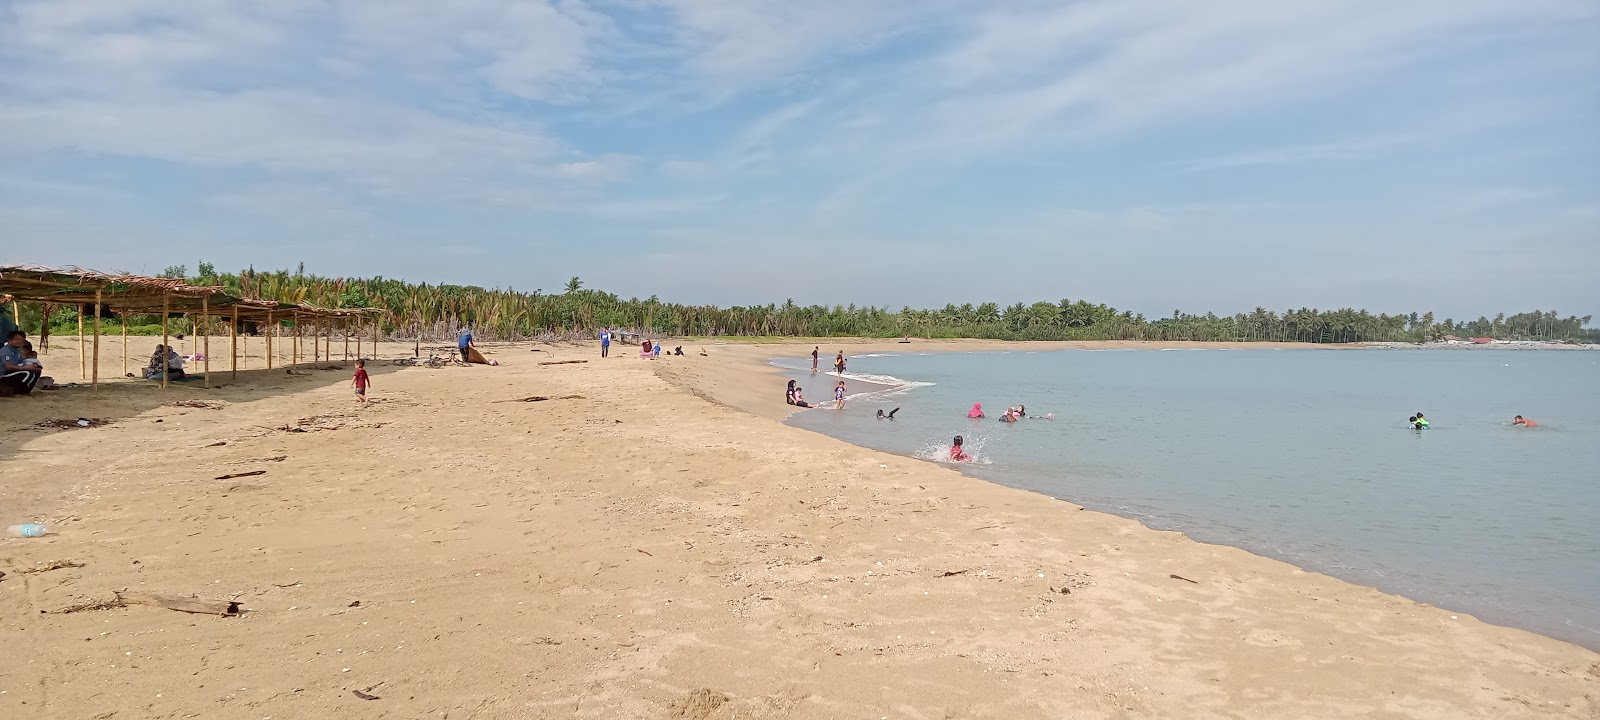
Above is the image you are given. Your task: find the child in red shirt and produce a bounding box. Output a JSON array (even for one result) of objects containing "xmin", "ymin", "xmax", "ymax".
[{"xmin": 353, "ymin": 359, "xmax": 370, "ymax": 404}]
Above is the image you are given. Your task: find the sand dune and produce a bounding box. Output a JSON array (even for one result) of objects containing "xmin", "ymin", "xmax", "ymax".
[{"xmin": 1, "ymin": 337, "xmax": 1594, "ymax": 719}]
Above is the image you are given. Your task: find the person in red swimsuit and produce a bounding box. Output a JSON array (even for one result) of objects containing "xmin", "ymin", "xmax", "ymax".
[{"xmin": 950, "ymin": 436, "xmax": 971, "ymax": 462}]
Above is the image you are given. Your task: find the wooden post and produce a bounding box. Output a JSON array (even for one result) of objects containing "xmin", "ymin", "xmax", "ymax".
[
  {"xmin": 78, "ymin": 304, "xmax": 86, "ymax": 380},
  {"xmin": 92, "ymin": 291, "xmax": 101, "ymax": 390},
  {"xmin": 372, "ymin": 316, "xmax": 379, "ymax": 358},
  {"xmin": 120, "ymin": 312, "xmax": 128, "ymax": 376},
  {"xmin": 265, "ymin": 312, "xmax": 273, "ymax": 370},
  {"xmin": 344, "ymin": 323, "xmax": 350, "ymax": 361},
  {"xmin": 201, "ymin": 297, "xmax": 210, "ymax": 388},
  {"xmin": 40, "ymin": 304, "xmax": 51, "ymax": 352},
  {"xmin": 356, "ymin": 325, "xmax": 362, "ymax": 359},
  {"xmin": 292, "ymin": 312, "xmax": 300, "ymax": 373},
  {"xmin": 161, "ymin": 294, "xmax": 170, "ymax": 389},
  {"xmin": 231, "ymin": 306, "xmax": 239, "ymax": 380}
]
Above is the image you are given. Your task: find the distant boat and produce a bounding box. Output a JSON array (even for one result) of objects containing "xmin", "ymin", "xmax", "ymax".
[{"xmin": 1471, "ymin": 337, "xmax": 1494, "ymax": 344}]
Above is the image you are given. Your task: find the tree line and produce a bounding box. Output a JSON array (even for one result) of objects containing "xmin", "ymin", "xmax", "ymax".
[{"xmin": 6, "ymin": 262, "xmax": 1596, "ymax": 345}]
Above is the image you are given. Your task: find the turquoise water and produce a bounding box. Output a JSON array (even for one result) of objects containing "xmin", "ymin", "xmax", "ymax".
[{"xmin": 777, "ymin": 349, "xmax": 1600, "ymax": 650}]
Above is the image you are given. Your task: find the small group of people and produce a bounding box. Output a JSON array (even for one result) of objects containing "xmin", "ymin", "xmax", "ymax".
[
  {"xmin": 967, "ymin": 402, "xmax": 1050, "ymax": 422},
  {"xmin": 1406, "ymin": 412, "xmax": 1541, "ymax": 429},
  {"xmin": 786, "ymin": 379, "xmax": 847, "ymax": 409},
  {"xmin": 811, "ymin": 347, "xmax": 846, "ymax": 375},
  {"xmin": 1, "ymin": 330, "xmax": 48, "ymax": 395},
  {"xmin": 143, "ymin": 344, "xmax": 186, "ymax": 380}
]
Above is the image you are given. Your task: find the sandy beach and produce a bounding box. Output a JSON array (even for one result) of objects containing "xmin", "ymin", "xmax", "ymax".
[{"xmin": 1, "ymin": 336, "xmax": 1595, "ymax": 719}]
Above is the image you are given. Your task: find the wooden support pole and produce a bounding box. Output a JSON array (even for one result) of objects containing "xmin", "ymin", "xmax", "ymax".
[
  {"xmin": 356, "ymin": 325, "xmax": 362, "ymax": 359},
  {"xmin": 201, "ymin": 297, "xmax": 210, "ymax": 388},
  {"xmin": 161, "ymin": 294, "xmax": 170, "ymax": 389},
  {"xmin": 121, "ymin": 312, "xmax": 128, "ymax": 377},
  {"xmin": 344, "ymin": 323, "xmax": 350, "ymax": 361},
  {"xmin": 265, "ymin": 312, "xmax": 273, "ymax": 370},
  {"xmin": 231, "ymin": 306, "xmax": 239, "ymax": 380},
  {"xmin": 40, "ymin": 304, "xmax": 51, "ymax": 352},
  {"xmin": 78, "ymin": 304, "xmax": 86, "ymax": 380},
  {"xmin": 292, "ymin": 312, "xmax": 300, "ymax": 373},
  {"xmin": 92, "ymin": 290, "xmax": 101, "ymax": 390},
  {"xmin": 372, "ymin": 317, "xmax": 379, "ymax": 358}
]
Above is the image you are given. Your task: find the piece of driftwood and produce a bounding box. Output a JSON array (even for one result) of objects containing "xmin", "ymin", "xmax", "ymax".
[
  {"xmin": 497, "ymin": 394, "xmax": 586, "ymax": 403},
  {"xmin": 538, "ymin": 359, "xmax": 588, "ymax": 366},
  {"xmin": 18, "ymin": 559, "xmax": 85, "ymax": 574},
  {"xmin": 215, "ymin": 470, "xmax": 267, "ymax": 480},
  {"xmin": 1169, "ymin": 574, "xmax": 1199, "ymax": 584},
  {"xmin": 939, "ymin": 569, "xmax": 971, "ymax": 577},
  {"xmin": 115, "ymin": 591, "xmax": 241, "ymax": 616}
]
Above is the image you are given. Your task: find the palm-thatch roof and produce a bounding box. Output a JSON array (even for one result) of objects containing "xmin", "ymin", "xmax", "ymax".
[{"xmin": 0, "ymin": 264, "xmax": 383, "ymax": 322}]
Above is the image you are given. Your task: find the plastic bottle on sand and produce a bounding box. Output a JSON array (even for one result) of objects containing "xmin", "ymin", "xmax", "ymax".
[{"xmin": 6, "ymin": 524, "xmax": 48, "ymax": 538}]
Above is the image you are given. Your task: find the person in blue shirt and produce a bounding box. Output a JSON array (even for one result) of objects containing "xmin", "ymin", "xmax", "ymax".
[
  {"xmin": 2, "ymin": 330, "xmax": 42, "ymax": 395},
  {"xmin": 599, "ymin": 328, "xmax": 610, "ymax": 358},
  {"xmin": 458, "ymin": 329, "xmax": 475, "ymax": 363}
]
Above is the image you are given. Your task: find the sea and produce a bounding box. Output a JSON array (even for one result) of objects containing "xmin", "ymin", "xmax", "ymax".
[{"xmin": 773, "ymin": 348, "xmax": 1600, "ymax": 650}]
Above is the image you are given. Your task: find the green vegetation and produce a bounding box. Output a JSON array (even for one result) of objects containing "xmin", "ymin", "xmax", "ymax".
[{"xmin": 5, "ymin": 264, "xmax": 1595, "ymax": 344}]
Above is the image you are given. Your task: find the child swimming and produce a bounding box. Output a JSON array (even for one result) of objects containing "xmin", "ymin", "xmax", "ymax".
[
  {"xmin": 1513, "ymin": 415, "xmax": 1538, "ymax": 427},
  {"xmin": 876, "ymin": 407, "xmax": 900, "ymax": 420},
  {"xmin": 950, "ymin": 435, "xmax": 971, "ymax": 462}
]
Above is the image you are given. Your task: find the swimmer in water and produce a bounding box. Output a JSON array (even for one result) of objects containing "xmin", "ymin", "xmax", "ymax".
[
  {"xmin": 950, "ymin": 435, "xmax": 971, "ymax": 462},
  {"xmin": 1408, "ymin": 415, "xmax": 1426, "ymax": 430},
  {"xmin": 1513, "ymin": 415, "xmax": 1538, "ymax": 427},
  {"xmin": 1415, "ymin": 412, "xmax": 1428, "ymax": 429},
  {"xmin": 967, "ymin": 402, "xmax": 985, "ymax": 419},
  {"xmin": 877, "ymin": 407, "xmax": 900, "ymax": 420}
]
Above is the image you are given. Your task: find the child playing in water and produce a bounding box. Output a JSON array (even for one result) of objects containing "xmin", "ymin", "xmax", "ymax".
[
  {"xmin": 352, "ymin": 359, "xmax": 370, "ymax": 404},
  {"xmin": 793, "ymin": 386, "xmax": 811, "ymax": 408},
  {"xmin": 1513, "ymin": 415, "xmax": 1538, "ymax": 427},
  {"xmin": 834, "ymin": 381, "xmax": 847, "ymax": 409},
  {"xmin": 950, "ymin": 436, "xmax": 971, "ymax": 462}
]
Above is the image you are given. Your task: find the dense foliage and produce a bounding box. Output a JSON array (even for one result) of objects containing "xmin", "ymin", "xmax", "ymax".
[{"xmin": 7, "ymin": 263, "xmax": 1596, "ymax": 344}]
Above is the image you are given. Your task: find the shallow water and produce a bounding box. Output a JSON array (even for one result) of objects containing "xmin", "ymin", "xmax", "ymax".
[{"xmin": 778, "ymin": 349, "xmax": 1600, "ymax": 650}]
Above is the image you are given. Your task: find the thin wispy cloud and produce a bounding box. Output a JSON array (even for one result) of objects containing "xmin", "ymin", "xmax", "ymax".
[{"xmin": 0, "ymin": 0, "xmax": 1595, "ymax": 316}]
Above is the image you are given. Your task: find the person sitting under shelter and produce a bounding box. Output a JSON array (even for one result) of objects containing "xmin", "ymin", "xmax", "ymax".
[
  {"xmin": 2, "ymin": 330, "xmax": 41, "ymax": 395},
  {"xmin": 144, "ymin": 344, "xmax": 185, "ymax": 380}
]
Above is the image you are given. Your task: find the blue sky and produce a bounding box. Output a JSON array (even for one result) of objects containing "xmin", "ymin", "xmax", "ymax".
[{"xmin": 2, "ymin": 0, "xmax": 1596, "ymax": 319}]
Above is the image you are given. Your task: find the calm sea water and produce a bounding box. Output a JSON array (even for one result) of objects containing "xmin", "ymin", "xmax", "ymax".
[{"xmin": 776, "ymin": 349, "xmax": 1600, "ymax": 650}]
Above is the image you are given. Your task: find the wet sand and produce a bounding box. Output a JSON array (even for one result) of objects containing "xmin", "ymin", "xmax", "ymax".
[{"xmin": 1, "ymin": 336, "xmax": 1594, "ymax": 719}]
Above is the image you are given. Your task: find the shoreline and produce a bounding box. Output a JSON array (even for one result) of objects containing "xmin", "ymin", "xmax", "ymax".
[
  {"xmin": 3, "ymin": 338, "xmax": 1595, "ymax": 718},
  {"xmin": 664, "ymin": 341, "xmax": 1599, "ymax": 650}
]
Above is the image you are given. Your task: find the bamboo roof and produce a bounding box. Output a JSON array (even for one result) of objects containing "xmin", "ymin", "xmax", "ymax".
[{"xmin": 0, "ymin": 264, "xmax": 383, "ymax": 322}]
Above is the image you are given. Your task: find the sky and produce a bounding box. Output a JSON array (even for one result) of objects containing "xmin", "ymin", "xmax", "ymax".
[{"xmin": 2, "ymin": 0, "xmax": 1597, "ymax": 320}]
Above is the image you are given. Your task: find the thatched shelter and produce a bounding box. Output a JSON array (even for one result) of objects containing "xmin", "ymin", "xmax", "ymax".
[{"xmin": 0, "ymin": 264, "xmax": 385, "ymax": 390}]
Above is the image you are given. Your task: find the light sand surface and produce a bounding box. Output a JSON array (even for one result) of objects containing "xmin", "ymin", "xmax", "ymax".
[{"xmin": 2, "ymin": 337, "xmax": 1596, "ymax": 719}]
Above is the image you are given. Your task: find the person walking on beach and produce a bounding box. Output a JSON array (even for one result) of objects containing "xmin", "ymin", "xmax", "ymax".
[
  {"xmin": 599, "ymin": 328, "xmax": 610, "ymax": 358},
  {"xmin": 812, "ymin": 346, "xmax": 819, "ymax": 373},
  {"xmin": 352, "ymin": 359, "xmax": 371, "ymax": 405},
  {"xmin": 834, "ymin": 380, "xmax": 847, "ymax": 409},
  {"xmin": 458, "ymin": 327, "xmax": 476, "ymax": 364}
]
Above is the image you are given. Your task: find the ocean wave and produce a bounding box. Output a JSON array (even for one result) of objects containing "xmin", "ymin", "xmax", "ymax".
[{"xmin": 851, "ymin": 353, "xmax": 898, "ymax": 358}]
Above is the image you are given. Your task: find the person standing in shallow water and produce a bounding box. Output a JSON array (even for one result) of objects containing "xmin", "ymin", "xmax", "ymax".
[
  {"xmin": 834, "ymin": 351, "xmax": 846, "ymax": 375},
  {"xmin": 812, "ymin": 346, "xmax": 819, "ymax": 373}
]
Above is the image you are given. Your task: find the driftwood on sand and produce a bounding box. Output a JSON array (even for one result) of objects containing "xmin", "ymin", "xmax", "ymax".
[{"xmin": 115, "ymin": 591, "xmax": 241, "ymax": 616}]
